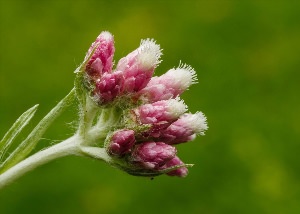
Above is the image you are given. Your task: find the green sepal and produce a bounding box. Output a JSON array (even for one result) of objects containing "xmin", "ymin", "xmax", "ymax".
[
  {"xmin": 115, "ymin": 160, "xmax": 193, "ymax": 177},
  {"xmin": 157, "ymin": 163, "xmax": 194, "ymax": 174}
]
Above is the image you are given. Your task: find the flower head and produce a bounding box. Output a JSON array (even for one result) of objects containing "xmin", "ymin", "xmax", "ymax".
[
  {"xmin": 134, "ymin": 98, "xmax": 187, "ymax": 124},
  {"xmin": 158, "ymin": 112, "xmax": 208, "ymax": 144},
  {"xmin": 85, "ymin": 31, "xmax": 115, "ymax": 77},
  {"xmin": 130, "ymin": 142, "xmax": 177, "ymax": 169},
  {"xmin": 107, "ymin": 129, "xmax": 135, "ymax": 156},
  {"xmin": 116, "ymin": 39, "xmax": 162, "ymax": 92},
  {"xmin": 94, "ymin": 71, "xmax": 124, "ymax": 105},
  {"xmin": 139, "ymin": 63, "xmax": 197, "ymax": 102}
]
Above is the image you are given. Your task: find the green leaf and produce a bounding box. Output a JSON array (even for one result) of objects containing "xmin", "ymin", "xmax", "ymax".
[
  {"xmin": 0, "ymin": 88, "xmax": 76, "ymax": 173},
  {"xmin": 0, "ymin": 104, "xmax": 39, "ymax": 161}
]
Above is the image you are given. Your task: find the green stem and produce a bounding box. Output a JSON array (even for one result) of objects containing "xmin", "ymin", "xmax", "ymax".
[
  {"xmin": 79, "ymin": 96, "xmax": 99, "ymax": 137},
  {"xmin": 0, "ymin": 134, "xmax": 111, "ymax": 190},
  {"xmin": 74, "ymin": 74, "xmax": 89, "ymax": 138},
  {"xmin": 0, "ymin": 135, "xmax": 83, "ymax": 189}
]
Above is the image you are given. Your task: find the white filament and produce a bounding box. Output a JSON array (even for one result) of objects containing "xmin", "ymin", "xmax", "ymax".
[{"xmin": 137, "ymin": 39, "xmax": 162, "ymax": 69}]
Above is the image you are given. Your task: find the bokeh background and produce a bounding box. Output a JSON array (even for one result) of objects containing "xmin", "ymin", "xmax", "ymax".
[{"xmin": 0, "ymin": 0, "xmax": 299, "ymax": 213}]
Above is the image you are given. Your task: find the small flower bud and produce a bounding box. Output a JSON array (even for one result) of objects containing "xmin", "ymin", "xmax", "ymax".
[
  {"xmin": 108, "ymin": 129, "xmax": 136, "ymax": 156},
  {"xmin": 94, "ymin": 71, "xmax": 124, "ymax": 104},
  {"xmin": 131, "ymin": 142, "xmax": 176, "ymax": 169},
  {"xmin": 159, "ymin": 112, "xmax": 208, "ymax": 144},
  {"xmin": 134, "ymin": 99, "xmax": 187, "ymax": 124},
  {"xmin": 139, "ymin": 63, "xmax": 197, "ymax": 102},
  {"xmin": 117, "ymin": 39, "xmax": 162, "ymax": 92},
  {"xmin": 162, "ymin": 156, "xmax": 189, "ymax": 177},
  {"xmin": 85, "ymin": 31, "xmax": 115, "ymax": 77}
]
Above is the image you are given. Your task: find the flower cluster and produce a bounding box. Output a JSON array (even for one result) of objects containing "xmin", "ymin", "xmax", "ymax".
[{"xmin": 80, "ymin": 31, "xmax": 208, "ymax": 177}]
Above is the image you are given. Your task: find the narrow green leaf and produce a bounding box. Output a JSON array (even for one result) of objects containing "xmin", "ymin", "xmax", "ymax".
[
  {"xmin": 0, "ymin": 88, "xmax": 76, "ymax": 173},
  {"xmin": 0, "ymin": 104, "xmax": 39, "ymax": 160}
]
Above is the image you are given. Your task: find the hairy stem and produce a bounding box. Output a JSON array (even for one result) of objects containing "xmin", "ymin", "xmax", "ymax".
[{"xmin": 0, "ymin": 135, "xmax": 81, "ymax": 189}]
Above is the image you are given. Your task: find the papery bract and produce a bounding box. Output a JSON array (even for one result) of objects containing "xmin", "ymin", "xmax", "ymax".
[
  {"xmin": 94, "ymin": 71, "xmax": 124, "ymax": 104},
  {"xmin": 134, "ymin": 99, "xmax": 187, "ymax": 124},
  {"xmin": 131, "ymin": 142, "xmax": 176, "ymax": 169},
  {"xmin": 85, "ymin": 31, "xmax": 115, "ymax": 77},
  {"xmin": 108, "ymin": 129, "xmax": 136, "ymax": 156},
  {"xmin": 159, "ymin": 112, "xmax": 208, "ymax": 144},
  {"xmin": 117, "ymin": 39, "xmax": 162, "ymax": 93},
  {"xmin": 139, "ymin": 64, "xmax": 197, "ymax": 102}
]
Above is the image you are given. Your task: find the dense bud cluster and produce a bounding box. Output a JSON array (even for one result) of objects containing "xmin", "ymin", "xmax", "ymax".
[
  {"xmin": 0, "ymin": 31, "xmax": 210, "ymax": 190},
  {"xmin": 81, "ymin": 31, "xmax": 208, "ymax": 177}
]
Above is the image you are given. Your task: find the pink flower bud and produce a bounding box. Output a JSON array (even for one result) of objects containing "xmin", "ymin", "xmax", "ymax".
[
  {"xmin": 131, "ymin": 142, "xmax": 176, "ymax": 169},
  {"xmin": 116, "ymin": 39, "xmax": 162, "ymax": 92},
  {"xmin": 160, "ymin": 112, "xmax": 208, "ymax": 144},
  {"xmin": 139, "ymin": 63, "xmax": 197, "ymax": 102},
  {"xmin": 85, "ymin": 31, "xmax": 115, "ymax": 77},
  {"xmin": 134, "ymin": 99, "xmax": 187, "ymax": 124},
  {"xmin": 162, "ymin": 156, "xmax": 188, "ymax": 177},
  {"xmin": 94, "ymin": 71, "xmax": 124, "ymax": 104},
  {"xmin": 108, "ymin": 129, "xmax": 135, "ymax": 156}
]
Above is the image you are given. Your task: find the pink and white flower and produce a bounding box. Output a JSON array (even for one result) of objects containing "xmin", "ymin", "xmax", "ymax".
[
  {"xmin": 116, "ymin": 39, "xmax": 162, "ymax": 92},
  {"xmin": 159, "ymin": 112, "xmax": 208, "ymax": 144},
  {"xmin": 139, "ymin": 63, "xmax": 197, "ymax": 102},
  {"xmin": 134, "ymin": 98, "xmax": 187, "ymax": 124},
  {"xmin": 81, "ymin": 31, "xmax": 208, "ymax": 178}
]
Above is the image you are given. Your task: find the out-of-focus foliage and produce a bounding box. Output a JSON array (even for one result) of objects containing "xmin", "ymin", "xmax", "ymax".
[{"xmin": 0, "ymin": 0, "xmax": 299, "ymax": 213}]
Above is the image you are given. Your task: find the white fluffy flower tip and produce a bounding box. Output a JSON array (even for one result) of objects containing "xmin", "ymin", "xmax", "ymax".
[
  {"xmin": 167, "ymin": 98, "xmax": 188, "ymax": 118},
  {"xmin": 167, "ymin": 63, "xmax": 197, "ymax": 90},
  {"xmin": 98, "ymin": 31, "xmax": 114, "ymax": 42},
  {"xmin": 137, "ymin": 39, "xmax": 162, "ymax": 69},
  {"xmin": 184, "ymin": 112, "xmax": 208, "ymax": 135}
]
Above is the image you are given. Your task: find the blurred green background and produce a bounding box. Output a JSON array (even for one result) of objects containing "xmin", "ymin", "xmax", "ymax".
[{"xmin": 0, "ymin": 0, "xmax": 299, "ymax": 213}]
